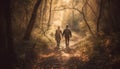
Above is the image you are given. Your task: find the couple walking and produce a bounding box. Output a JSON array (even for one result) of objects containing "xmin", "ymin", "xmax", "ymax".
[{"xmin": 55, "ymin": 25, "xmax": 72, "ymax": 49}]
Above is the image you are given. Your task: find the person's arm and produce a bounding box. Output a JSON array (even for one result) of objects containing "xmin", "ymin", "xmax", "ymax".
[
  {"xmin": 69, "ymin": 30, "xmax": 72, "ymax": 37},
  {"xmin": 60, "ymin": 30, "xmax": 62, "ymax": 38},
  {"xmin": 55, "ymin": 30, "xmax": 57, "ymax": 39},
  {"xmin": 62, "ymin": 30, "xmax": 65, "ymax": 37}
]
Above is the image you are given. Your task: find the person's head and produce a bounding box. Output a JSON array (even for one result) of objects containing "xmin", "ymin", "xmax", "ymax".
[
  {"xmin": 66, "ymin": 25, "xmax": 68, "ymax": 29},
  {"xmin": 58, "ymin": 26, "xmax": 60, "ymax": 29}
]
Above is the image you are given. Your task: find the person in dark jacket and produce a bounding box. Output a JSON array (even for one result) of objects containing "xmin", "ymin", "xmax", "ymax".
[{"xmin": 62, "ymin": 25, "xmax": 72, "ymax": 48}]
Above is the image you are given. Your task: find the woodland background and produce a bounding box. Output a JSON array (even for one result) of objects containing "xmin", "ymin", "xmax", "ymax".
[{"xmin": 0, "ymin": 0, "xmax": 120, "ymax": 69}]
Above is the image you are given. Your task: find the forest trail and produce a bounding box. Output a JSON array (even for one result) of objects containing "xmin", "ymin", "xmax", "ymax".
[
  {"xmin": 33, "ymin": 33, "xmax": 90, "ymax": 69},
  {"xmin": 35, "ymin": 50, "xmax": 86, "ymax": 69}
]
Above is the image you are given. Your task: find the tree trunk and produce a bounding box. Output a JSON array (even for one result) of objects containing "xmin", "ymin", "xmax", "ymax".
[
  {"xmin": 24, "ymin": 0, "xmax": 42, "ymax": 40},
  {"xmin": 0, "ymin": 0, "xmax": 16, "ymax": 69},
  {"xmin": 96, "ymin": 0, "xmax": 103, "ymax": 33}
]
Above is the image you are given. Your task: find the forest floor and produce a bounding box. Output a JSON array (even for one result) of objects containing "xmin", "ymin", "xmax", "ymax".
[
  {"xmin": 16, "ymin": 32, "xmax": 120, "ymax": 69},
  {"xmin": 24, "ymin": 32, "xmax": 88, "ymax": 69},
  {"xmin": 31, "ymin": 33, "xmax": 97, "ymax": 69}
]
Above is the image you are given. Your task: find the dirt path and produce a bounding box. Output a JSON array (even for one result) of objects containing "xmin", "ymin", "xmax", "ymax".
[
  {"xmin": 35, "ymin": 51, "xmax": 84, "ymax": 69},
  {"xmin": 33, "ymin": 32, "xmax": 90, "ymax": 69},
  {"xmin": 34, "ymin": 46, "xmax": 89, "ymax": 69}
]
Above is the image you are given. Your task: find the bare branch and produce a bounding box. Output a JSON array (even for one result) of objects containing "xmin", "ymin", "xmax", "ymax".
[
  {"xmin": 52, "ymin": 6, "xmax": 95, "ymax": 38},
  {"xmin": 82, "ymin": 0, "xmax": 96, "ymax": 38},
  {"xmin": 87, "ymin": 1, "xmax": 97, "ymax": 17}
]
